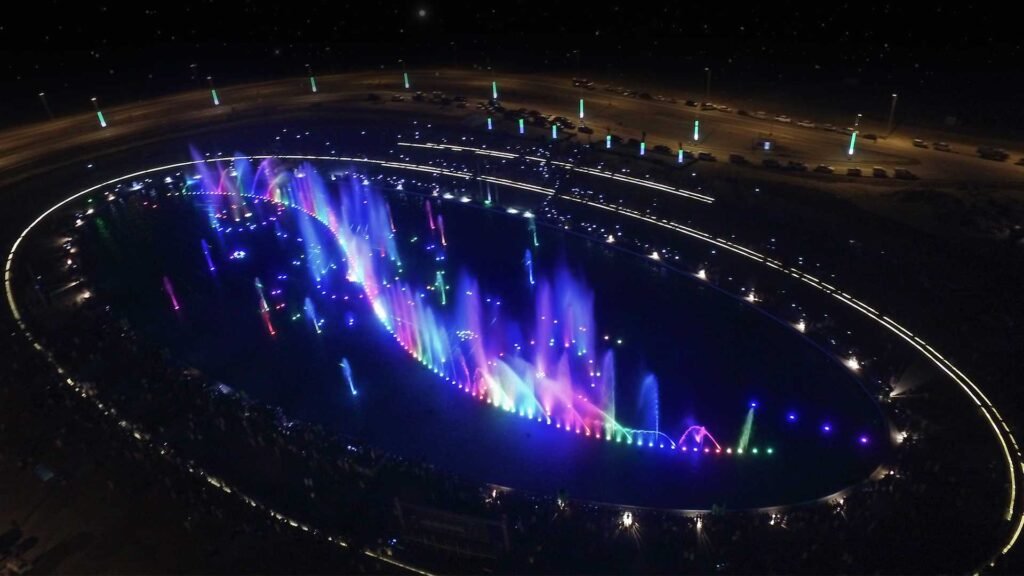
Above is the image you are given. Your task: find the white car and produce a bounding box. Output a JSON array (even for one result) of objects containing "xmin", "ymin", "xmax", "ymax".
[
  {"xmin": 752, "ymin": 111, "xmax": 768, "ymax": 119},
  {"xmin": 775, "ymin": 115, "xmax": 792, "ymax": 123},
  {"xmin": 796, "ymin": 120, "xmax": 815, "ymax": 128}
]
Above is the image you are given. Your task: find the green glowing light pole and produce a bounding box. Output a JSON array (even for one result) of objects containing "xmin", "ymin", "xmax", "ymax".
[
  {"xmin": 518, "ymin": 118, "xmax": 524, "ymax": 134},
  {"xmin": 693, "ymin": 119, "xmax": 700, "ymax": 141},
  {"xmin": 207, "ymin": 77, "xmax": 220, "ymax": 106},
  {"xmin": 400, "ymin": 60, "xmax": 409, "ymax": 90},
  {"xmin": 492, "ymin": 81, "xmax": 499, "ymax": 101},
  {"xmin": 678, "ymin": 141, "xmax": 684, "ymax": 163},
  {"xmin": 605, "ymin": 128, "xmax": 612, "ymax": 149},
  {"xmin": 486, "ymin": 117, "xmax": 493, "ymax": 130},
  {"xmin": 552, "ymin": 123, "xmax": 558, "ymax": 139},
  {"xmin": 90, "ymin": 97, "xmax": 106, "ymax": 128},
  {"xmin": 579, "ymin": 98, "xmax": 584, "ymax": 121},
  {"xmin": 848, "ymin": 113, "xmax": 862, "ymax": 156},
  {"xmin": 306, "ymin": 64, "xmax": 317, "ymax": 93}
]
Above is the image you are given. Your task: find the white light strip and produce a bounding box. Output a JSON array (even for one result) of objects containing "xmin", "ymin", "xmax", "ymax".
[{"xmin": 398, "ymin": 142, "xmax": 714, "ymax": 204}]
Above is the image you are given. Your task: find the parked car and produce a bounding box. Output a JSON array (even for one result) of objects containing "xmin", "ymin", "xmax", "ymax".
[
  {"xmin": 701, "ymin": 102, "xmax": 717, "ymax": 110},
  {"xmin": 652, "ymin": 144, "xmax": 672, "ymax": 156},
  {"xmin": 697, "ymin": 152, "xmax": 716, "ymax": 161},
  {"xmin": 912, "ymin": 138, "xmax": 928, "ymax": 148},
  {"xmin": 762, "ymin": 158, "xmax": 782, "ymax": 168},
  {"xmin": 737, "ymin": 109, "xmax": 750, "ymax": 117},
  {"xmin": 390, "ymin": 94, "xmax": 404, "ymax": 102},
  {"xmin": 366, "ymin": 93, "xmax": 381, "ymax": 101},
  {"xmin": 893, "ymin": 168, "xmax": 917, "ymax": 180},
  {"xmin": 716, "ymin": 105, "xmax": 732, "ymax": 113},
  {"xmin": 977, "ymin": 146, "xmax": 1009, "ymax": 161},
  {"xmin": 822, "ymin": 123, "xmax": 837, "ymax": 132},
  {"xmin": 684, "ymin": 100, "xmax": 698, "ymax": 107},
  {"xmin": 861, "ymin": 133, "xmax": 878, "ymax": 141},
  {"xmin": 796, "ymin": 120, "xmax": 815, "ymax": 128},
  {"xmin": 728, "ymin": 153, "xmax": 747, "ymax": 164},
  {"xmin": 933, "ymin": 142, "xmax": 952, "ymax": 152},
  {"xmin": 578, "ymin": 125, "xmax": 594, "ymax": 134},
  {"xmin": 872, "ymin": 166, "xmax": 888, "ymax": 177},
  {"xmin": 813, "ymin": 164, "xmax": 835, "ymax": 174},
  {"xmin": 840, "ymin": 127, "xmax": 856, "ymax": 135},
  {"xmin": 786, "ymin": 161, "xmax": 808, "ymax": 171},
  {"xmin": 846, "ymin": 167, "xmax": 862, "ymax": 176},
  {"xmin": 775, "ymin": 115, "xmax": 792, "ymax": 123},
  {"xmin": 752, "ymin": 111, "xmax": 769, "ymax": 120}
]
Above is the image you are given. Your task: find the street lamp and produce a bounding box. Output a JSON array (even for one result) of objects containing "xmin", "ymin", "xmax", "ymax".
[
  {"xmin": 886, "ymin": 93, "xmax": 898, "ymax": 136},
  {"xmin": 90, "ymin": 97, "xmax": 106, "ymax": 128},
  {"xmin": 400, "ymin": 60, "xmax": 409, "ymax": 90},
  {"xmin": 39, "ymin": 92, "xmax": 53, "ymax": 119}
]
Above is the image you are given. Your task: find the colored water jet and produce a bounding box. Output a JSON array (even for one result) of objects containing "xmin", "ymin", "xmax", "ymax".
[
  {"xmin": 180, "ymin": 157, "xmax": 716, "ymax": 448},
  {"xmin": 162, "ymin": 276, "xmax": 180, "ymax": 311},
  {"xmin": 201, "ymin": 239, "xmax": 215, "ymax": 272},
  {"xmin": 254, "ymin": 277, "xmax": 276, "ymax": 336},
  {"xmin": 304, "ymin": 296, "xmax": 322, "ymax": 334},
  {"xmin": 340, "ymin": 358, "xmax": 358, "ymax": 396},
  {"xmin": 738, "ymin": 406, "xmax": 756, "ymax": 452},
  {"xmin": 425, "ymin": 199, "xmax": 435, "ymax": 230},
  {"xmin": 435, "ymin": 270, "xmax": 447, "ymax": 305},
  {"xmin": 524, "ymin": 249, "xmax": 535, "ymax": 286},
  {"xmin": 637, "ymin": 374, "xmax": 660, "ymax": 433}
]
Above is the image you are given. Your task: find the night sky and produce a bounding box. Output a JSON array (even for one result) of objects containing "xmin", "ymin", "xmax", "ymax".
[{"xmin": 1, "ymin": 1, "xmax": 1020, "ymax": 128}]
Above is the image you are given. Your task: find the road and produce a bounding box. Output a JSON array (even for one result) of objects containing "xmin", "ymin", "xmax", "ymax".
[{"xmin": 0, "ymin": 69, "xmax": 1022, "ymax": 188}]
